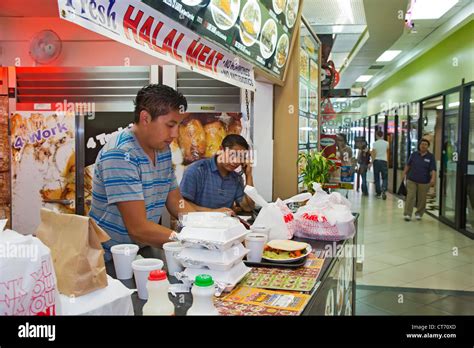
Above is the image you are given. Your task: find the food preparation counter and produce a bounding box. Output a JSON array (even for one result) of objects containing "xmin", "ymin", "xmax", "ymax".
[{"xmin": 106, "ymin": 214, "xmax": 359, "ymax": 316}]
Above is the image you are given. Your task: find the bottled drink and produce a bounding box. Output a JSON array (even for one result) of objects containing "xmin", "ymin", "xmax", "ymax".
[
  {"xmin": 187, "ymin": 274, "xmax": 219, "ymax": 316},
  {"xmin": 142, "ymin": 270, "xmax": 175, "ymax": 315}
]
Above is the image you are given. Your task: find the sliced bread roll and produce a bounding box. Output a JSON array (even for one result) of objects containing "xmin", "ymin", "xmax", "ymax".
[{"xmin": 267, "ymin": 240, "xmax": 308, "ymax": 251}]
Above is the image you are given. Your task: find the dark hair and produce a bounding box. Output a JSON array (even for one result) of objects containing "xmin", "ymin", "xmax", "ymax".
[
  {"xmin": 419, "ymin": 138, "xmax": 430, "ymax": 148},
  {"xmin": 221, "ymin": 134, "xmax": 249, "ymax": 150},
  {"xmin": 133, "ymin": 84, "xmax": 187, "ymax": 123},
  {"xmin": 336, "ymin": 133, "xmax": 347, "ymax": 144},
  {"xmin": 376, "ymin": 130, "xmax": 384, "ymax": 138}
]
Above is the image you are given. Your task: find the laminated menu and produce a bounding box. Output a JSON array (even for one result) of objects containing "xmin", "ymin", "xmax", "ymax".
[
  {"xmin": 240, "ymin": 253, "xmax": 324, "ymax": 292},
  {"xmin": 216, "ymin": 286, "xmax": 310, "ymax": 315}
]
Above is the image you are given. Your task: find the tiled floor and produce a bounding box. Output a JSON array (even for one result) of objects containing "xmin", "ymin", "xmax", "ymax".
[
  {"xmin": 348, "ymin": 188, "xmax": 474, "ymax": 314},
  {"xmin": 355, "ymin": 285, "xmax": 474, "ymax": 315},
  {"xmin": 350, "ymin": 190, "xmax": 474, "ymax": 292}
]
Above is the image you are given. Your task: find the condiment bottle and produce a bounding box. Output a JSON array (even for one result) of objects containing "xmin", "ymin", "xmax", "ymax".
[
  {"xmin": 187, "ymin": 275, "xmax": 219, "ymax": 316},
  {"xmin": 142, "ymin": 270, "xmax": 174, "ymax": 315}
]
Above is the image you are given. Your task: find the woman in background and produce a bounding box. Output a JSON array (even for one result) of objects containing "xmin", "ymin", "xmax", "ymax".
[{"xmin": 357, "ymin": 140, "xmax": 371, "ymax": 196}]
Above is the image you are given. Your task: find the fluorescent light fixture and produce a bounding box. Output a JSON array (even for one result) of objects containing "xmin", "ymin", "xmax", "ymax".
[
  {"xmin": 376, "ymin": 50, "xmax": 402, "ymax": 62},
  {"xmin": 410, "ymin": 0, "xmax": 459, "ymax": 20},
  {"xmin": 356, "ymin": 75, "xmax": 373, "ymax": 82},
  {"xmin": 436, "ymin": 105, "xmax": 443, "ymax": 110},
  {"xmin": 333, "ymin": 25, "xmax": 344, "ymax": 33}
]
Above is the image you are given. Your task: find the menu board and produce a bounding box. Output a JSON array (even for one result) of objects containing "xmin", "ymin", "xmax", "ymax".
[{"xmin": 142, "ymin": 0, "xmax": 301, "ymax": 81}]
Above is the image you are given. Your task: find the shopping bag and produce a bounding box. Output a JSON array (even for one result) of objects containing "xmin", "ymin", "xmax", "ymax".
[
  {"xmin": 397, "ymin": 180, "xmax": 407, "ymax": 198},
  {"xmin": 366, "ymin": 168, "xmax": 374, "ymax": 183},
  {"xmin": 0, "ymin": 221, "xmax": 60, "ymax": 315},
  {"xmin": 36, "ymin": 208, "xmax": 110, "ymax": 297},
  {"xmin": 293, "ymin": 184, "xmax": 356, "ymax": 241},
  {"xmin": 246, "ymin": 186, "xmax": 309, "ymax": 241}
]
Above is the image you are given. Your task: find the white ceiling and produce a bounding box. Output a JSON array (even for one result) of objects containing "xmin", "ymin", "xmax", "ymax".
[
  {"xmin": 303, "ymin": 0, "xmax": 368, "ymax": 72},
  {"xmin": 362, "ymin": 0, "xmax": 472, "ymax": 90},
  {"xmin": 303, "ymin": 0, "xmax": 367, "ymax": 25}
]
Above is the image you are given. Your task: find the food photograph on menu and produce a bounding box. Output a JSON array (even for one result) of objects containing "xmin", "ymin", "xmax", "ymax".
[{"xmin": 142, "ymin": 0, "xmax": 302, "ymax": 81}]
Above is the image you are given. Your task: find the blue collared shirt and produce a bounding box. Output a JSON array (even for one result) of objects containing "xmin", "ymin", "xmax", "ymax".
[
  {"xmin": 407, "ymin": 151, "xmax": 436, "ymax": 184},
  {"xmin": 180, "ymin": 157, "xmax": 245, "ymax": 209}
]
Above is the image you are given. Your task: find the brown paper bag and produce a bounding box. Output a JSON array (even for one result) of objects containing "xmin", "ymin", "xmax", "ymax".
[{"xmin": 36, "ymin": 208, "xmax": 110, "ymax": 297}]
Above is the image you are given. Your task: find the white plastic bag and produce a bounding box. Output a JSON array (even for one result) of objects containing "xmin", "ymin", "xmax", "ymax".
[
  {"xmin": 246, "ymin": 186, "xmax": 310, "ymax": 241},
  {"xmin": 0, "ymin": 222, "xmax": 59, "ymax": 315},
  {"xmin": 294, "ymin": 184, "xmax": 356, "ymax": 241}
]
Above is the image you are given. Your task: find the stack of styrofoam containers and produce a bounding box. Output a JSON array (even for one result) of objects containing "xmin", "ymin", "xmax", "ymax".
[{"xmin": 175, "ymin": 212, "xmax": 251, "ymax": 292}]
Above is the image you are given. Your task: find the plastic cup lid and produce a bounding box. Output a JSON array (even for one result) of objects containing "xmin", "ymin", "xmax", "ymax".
[
  {"xmin": 195, "ymin": 274, "xmax": 214, "ymax": 287},
  {"xmin": 245, "ymin": 232, "xmax": 268, "ymax": 242},
  {"xmin": 110, "ymin": 244, "xmax": 139, "ymax": 254},
  {"xmin": 163, "ymin": 242, "xmax": 184, "ymax": 251}
]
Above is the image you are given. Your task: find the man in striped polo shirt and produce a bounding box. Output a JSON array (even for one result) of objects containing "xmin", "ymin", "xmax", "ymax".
[{"xmin": 90, "ymin": 84, "xmax": 232, "ymax": 261}]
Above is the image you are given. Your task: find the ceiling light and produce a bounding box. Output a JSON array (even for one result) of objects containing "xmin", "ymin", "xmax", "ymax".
[
  {"xmin": 436, "ymin": 105, "xmax": 443, "ymax": 110},
  {"xmin": 333, "ymin": 25, "xmax": 344, "ymax": 33},
  {"xmin": 410, "ymin": 0, "xmax": 459, "ymax": 20},
  {"xmin": 376, "ymin": 50, "xmax": 402, "ymax": 62},
  {"xmin": 356, "ymin": 75, "xmax": 373, "ymax": 82}
]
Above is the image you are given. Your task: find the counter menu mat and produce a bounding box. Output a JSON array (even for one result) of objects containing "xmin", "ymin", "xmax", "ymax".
[
  {"xmin": 241, "ymin": 253, "xmax": 324, "ymax": 292},
  {"xmin": 215, "ymin": 286, "xmax": 310, "ymax": 316}
]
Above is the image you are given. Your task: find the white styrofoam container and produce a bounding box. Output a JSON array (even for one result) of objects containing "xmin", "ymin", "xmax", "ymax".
[
  {"xmin": 182, "ymin": 212, "xmax": 239, "ymax": 228},
  {"xmin": 177, "ymin": 224, "xmax": 248, "ymax": 251},
  {"xmin": 176, "ymin": 243, "xmax": 249, "ymax": 271},
  {"xmin": 182, "ymin": 261, "xmax": 251, "ymax": 292}
]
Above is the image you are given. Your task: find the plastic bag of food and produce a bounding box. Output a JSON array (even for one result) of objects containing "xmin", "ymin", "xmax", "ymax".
[
  {"xmin": 246, "ymin": 186, "xmax": 309, "ymax": 241},
  {"xmin": 294, "ymin": 208, "xmax": 355, "ymax": 241},
  {"xmin": 0, "ymin": 221, "xmax": 60, "ymax": 315}
]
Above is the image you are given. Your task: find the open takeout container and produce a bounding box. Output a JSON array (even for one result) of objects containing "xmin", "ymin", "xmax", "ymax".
[
  {"xmin": 177, "ymin": 224, "xmax": 248, "ymax": 251},
  {"xmin": 175, "ymin": 243, "xmax": 249, "ymax": 271}
]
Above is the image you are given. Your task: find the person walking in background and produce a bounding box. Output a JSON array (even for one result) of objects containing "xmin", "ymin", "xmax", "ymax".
[
  {"xmin": 402, "ymin": 138, "xmax": 436, "ymax": 221},
  {"xmin": 371, "ymin": 130, "xmax": 389, "ymax": 200},
  {"xmin": 357, "ymin": 140, "xmax": 371, "ymax": 196}
]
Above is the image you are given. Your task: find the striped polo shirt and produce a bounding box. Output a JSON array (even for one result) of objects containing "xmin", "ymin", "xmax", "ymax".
[{"xmin": 89, "ymin": 128, "xmax": 177, "ymax": 261}]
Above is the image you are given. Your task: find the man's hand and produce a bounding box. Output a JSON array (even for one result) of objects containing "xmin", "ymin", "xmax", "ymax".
[
  {"xmin": 243, "ymin": 163, "xmax": 253, "ymax": 178},
  {"xmin": 214, "ymin": 207, "xmax": 235, "ymax": 216},
  {"xmin": 430, "ymin": 179, "xmax": 435, "ymax": 187}
]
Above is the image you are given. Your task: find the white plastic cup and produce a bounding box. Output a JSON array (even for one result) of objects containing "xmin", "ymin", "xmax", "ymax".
[
  {"xmin": 245, "ymin": 233, "xmax": 268, "ymax": 263},
  {"xmin": 163, "ymin": 242, "xmax": 185, "ymax": 276},
  {"xmin": 110, "ymin": 244, "xmax": 139, "ymax": 280},
  {"xmin": 250, "ymin": 225, "xmax": 270, "ymax": 239},
  {"xmin": 132, "ymin": 258, "xmax": 164, "ymax": 300}
]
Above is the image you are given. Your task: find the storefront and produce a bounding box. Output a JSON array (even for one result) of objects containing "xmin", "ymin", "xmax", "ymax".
[{"xmin": 360, "ymin": 81, "xmax": 473, "ymax": 238}]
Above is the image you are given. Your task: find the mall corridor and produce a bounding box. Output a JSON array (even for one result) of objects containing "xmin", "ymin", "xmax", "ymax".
[{"xmin": 353, "ymin": 190, "xmax": 474, "ymax": 315}]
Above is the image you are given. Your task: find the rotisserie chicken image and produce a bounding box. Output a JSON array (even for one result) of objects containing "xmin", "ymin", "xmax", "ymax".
[
  {"xmin": 204, "ymin": 121, "xmax": 226, "ymax": 157},
  {"xmin": 178, "ymin": 118, "xmax": 206, "ymax": 164}
]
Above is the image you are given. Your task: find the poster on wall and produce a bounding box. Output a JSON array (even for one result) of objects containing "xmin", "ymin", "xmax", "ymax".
[
  {"xmin": 0, "ymin": 96, "xmax": 10, "ymax": 226},
  {"xmin": 171, "ymin": 112, "xmax": 248, "ymax": 183},
  {"xmin": 58, "ymin": 0, "xmax": 256, "ymax": 90},
  {"xmin": 10, "ymin": 111, "xmax": 76, "ymax": 235},
  {"xmin": 141, "ymin": 0, "xmax": 302, "ymax": 81}
]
